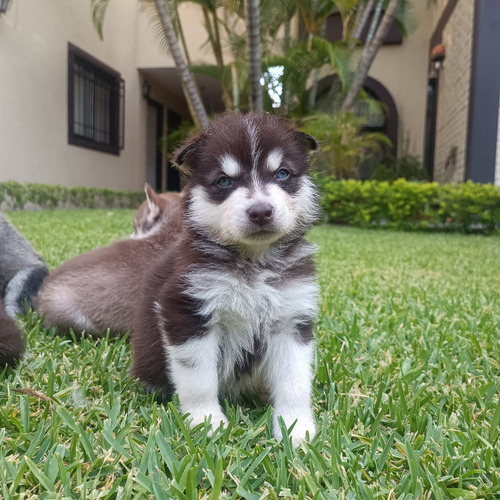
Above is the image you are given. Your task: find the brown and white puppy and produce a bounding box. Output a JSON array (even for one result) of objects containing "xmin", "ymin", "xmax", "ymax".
[
  {"xmin": 36, "ymin": 187, "xmax": 183, "ymax": 337},
  {"xmin": 132, "ymin": 184, "xmax": 183, "ymax": 239},
  {"xmin": 131, "ymin": 112, "xmax": 320, "ymax": 446}
]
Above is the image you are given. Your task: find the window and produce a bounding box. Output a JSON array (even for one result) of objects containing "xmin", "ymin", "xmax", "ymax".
[{"xmin": 68, "ymin": 44, "xmax": 124, "ymax": 155}]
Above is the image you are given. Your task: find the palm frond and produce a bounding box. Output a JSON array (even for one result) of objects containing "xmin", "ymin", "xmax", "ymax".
[
  {"xmin": 393, "ymin": 0, "xmax": 417, "ymax": 37},
  {"xmin": 90, "ymin": 0, "xmax": 111, "ymax": 40}
]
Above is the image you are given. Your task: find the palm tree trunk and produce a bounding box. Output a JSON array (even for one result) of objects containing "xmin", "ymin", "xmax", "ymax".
[
  {"xmin": 365, "ymin": 0, "xmax": 383, "ymax": 46},
  {"xmin": 202, "ymin": 7, "xmax": 233, "ymax": 109},
  {"xmin": 153, "ymin": 0, "xmax": 209, "ymax": 129},
  {"xmin": 353, "ymin": 0, "xmax": 376, "ymax": 40},
  {"xmin": 281, "ymin": 19, "xmax": 291, "ymax": 115},
  {"xmin": 223, "ymin": 8, "xmax": 240, "ymax": 109},
  {"xmin": 245, "ymin": 0, "xmax": 263, "ymax": 112},
  {"xmin": 308, "ymin": 20, "xmax": 327, "ymax": 110},
  {"xmin": 341, "ymin": 0, "xmax": 401, "ymax": 112},
  {"xmin": 173, "ymin": 0, "xmax": 192, "ymax": 66}
]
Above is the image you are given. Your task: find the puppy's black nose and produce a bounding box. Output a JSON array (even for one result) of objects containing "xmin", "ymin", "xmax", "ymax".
[{"xmin": 248, "ymin": 203, "xmax": 274, "ymax": 226}]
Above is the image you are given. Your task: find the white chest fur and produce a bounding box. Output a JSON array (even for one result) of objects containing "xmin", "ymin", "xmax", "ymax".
[{"xmin": 183, "ymin": 264, "xmax": 319, "ymax": 381}]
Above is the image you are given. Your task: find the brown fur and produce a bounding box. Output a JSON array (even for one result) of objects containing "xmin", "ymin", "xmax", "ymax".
[
  {"xmin": 36, "ymin": 214, "xmax": 183, "ymax": 337},
  {"xmin": 0, "ymin": 298, "xmax": 24, "ymax": 365}
]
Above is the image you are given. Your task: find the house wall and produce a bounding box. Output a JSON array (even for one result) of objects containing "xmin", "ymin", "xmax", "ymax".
[
  {"xmin": 0, "ymin": 0, "xmax": 146, "ymax": 190},
  {"xmin": 0, "ymin": 0, "xmax": 198, "ymax": 191},
  {"xmin": 432, "ymin": 0, "xmax": 475, "ymax": 183},
  {"xmin": 368, "ymin": 1, "xmax": 435, "ymax": 158}
]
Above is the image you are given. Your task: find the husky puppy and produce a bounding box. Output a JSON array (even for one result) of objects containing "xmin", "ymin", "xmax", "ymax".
[
  {"xmin": 36, "ymin": 188, "xmax": 183, "ymax": 337},
  {"xmin": 132, "ymin": 184, "xmax": 183, "ymax": 239},
  {"xmin": 131, "ymin": 113, "xmax": 320, "ymax": 446}
]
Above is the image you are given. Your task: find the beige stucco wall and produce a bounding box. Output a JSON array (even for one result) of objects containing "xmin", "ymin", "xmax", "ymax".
[
  {"xmin": 369, "ymin": 2, "xmax": 435, "ymax": 158},
  {"xmin": 0, "ymin": 0, "xmax": 197, "ymax": 191},
  {"xmin": 433, "ymin": 0, "xmax": 475, "ymax": 183},
  {"xmin": 136, "ymin": 1, "xmax": 216, "ymax": 69},
  {"xmin": 0, "ymin": 0, "xmax": 146, "ymax": 190},
  {"xmin": 429, "ymin": 0, "xmax": 450, "ymax": 31}
]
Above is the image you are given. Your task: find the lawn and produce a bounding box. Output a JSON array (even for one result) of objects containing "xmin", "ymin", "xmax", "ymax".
[{"xmin": 1, "ymin": 209, "xmax": 499, "ymax": 499}]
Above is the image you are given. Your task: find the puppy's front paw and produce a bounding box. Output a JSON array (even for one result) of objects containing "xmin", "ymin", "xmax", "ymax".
[
  {"xmin": 186, "ymin": 408, "xmax": 228, "ymax": 435},
  {"xmin": 273, "ymin": 410, "xmax": 316, "ymax": 447}
]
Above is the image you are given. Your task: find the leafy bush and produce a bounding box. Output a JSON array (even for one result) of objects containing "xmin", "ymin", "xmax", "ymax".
[
  {"xmin": 370, "ymin": 153, "xmax": 428, "ymax": 181},
  {"xmin": 0, "ymin": 182, "xmax": 145, "ymax": 211},
  {"xmin": 318, "ymin": 178, "xmax": 500, "ymax": 234},
  {"xmin": 301, "ymin": 113, "xmax": 391, "ymax": 179}
]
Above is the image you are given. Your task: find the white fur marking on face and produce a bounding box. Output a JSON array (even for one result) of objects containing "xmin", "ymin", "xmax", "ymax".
[
  {"xmin": 266, "ymin": 149, "xmax": 284, "ymax": 173},
  {"xmin": 246, "ymin": 120, "xmax": 261, "ymax": 169},
  {"xmin": 219, "ymin": 154, "xmax": 242, "ymax": 178},
  {"xmin": 188, "ymin": 178, "xmax": 310, "ymax": 258}
]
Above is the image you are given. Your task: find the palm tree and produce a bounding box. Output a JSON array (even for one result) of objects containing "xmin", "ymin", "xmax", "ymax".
[
  {"xmin": 90, "ymin": 0, "xmax": 209, "ymax": 129},
  {"xmin": 153, "ymin": 0, "xmax": 209, "ymax": 128},
  {"xmin": 341, "ymin": 0, "xmax": 402, "ymax": 112},
  {"xmin": 245, "ymin": 0, "xmax": 263, "ymax": 111}
]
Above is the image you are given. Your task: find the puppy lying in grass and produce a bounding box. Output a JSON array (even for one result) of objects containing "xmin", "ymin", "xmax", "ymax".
[
  {"xmin": 36, "ymin": 185, "xmax": 182, "ymax": 337},
  {"xmin": 131, "ymin": 112, "xmax": 320, "ymax": 446}
]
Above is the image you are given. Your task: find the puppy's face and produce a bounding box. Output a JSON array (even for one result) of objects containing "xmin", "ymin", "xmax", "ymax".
[{"xmin": 176, "ymin": 113, "xmax": 319, "ymax": 254}]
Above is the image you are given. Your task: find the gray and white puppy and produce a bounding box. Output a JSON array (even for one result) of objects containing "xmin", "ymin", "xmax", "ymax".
[
  {"xmin": 0, "ymin": 214, "xmax": 49, "ymax": 363},
  {"xmin": 131, "ymin": 113, "xmax": 320, "ymax": 446}
]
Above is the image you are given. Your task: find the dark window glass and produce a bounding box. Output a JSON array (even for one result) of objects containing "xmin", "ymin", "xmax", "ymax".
[{"xmin": 68, "ymin": 44, "xmax": 124, "ymax": 155}]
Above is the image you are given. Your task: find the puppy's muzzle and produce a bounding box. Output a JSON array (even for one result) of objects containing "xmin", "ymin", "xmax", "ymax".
[{"xmin": 247, "ymin": 203, "xmax": 274, "ymax": 226}]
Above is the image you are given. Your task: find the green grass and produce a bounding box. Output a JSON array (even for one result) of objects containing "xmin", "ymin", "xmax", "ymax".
[{"xmin": 1, "ymin": 210, "xmax": 500, "ymax": 498}]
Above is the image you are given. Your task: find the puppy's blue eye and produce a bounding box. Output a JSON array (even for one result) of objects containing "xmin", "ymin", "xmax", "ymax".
[
  {"xmin": 217, "ymin": 176, "xmax": 231, "ymax": 187},
  {"xmin": 276, "ymin": 169, "xmax": 290, "ymax": 180}
]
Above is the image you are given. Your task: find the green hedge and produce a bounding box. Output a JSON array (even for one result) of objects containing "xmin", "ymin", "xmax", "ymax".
[
  {"xmin": 318, "ymin": 178, "xmax": 500, "ymax": 234},
  {"xmin": 0, "ymin": 181, "xmax": 145, "ymax": 210}
]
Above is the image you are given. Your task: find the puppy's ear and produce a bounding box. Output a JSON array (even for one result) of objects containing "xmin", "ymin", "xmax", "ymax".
[
  {"xmin": 144, "ymin": 183, "xmax": 161, "ymax": 217},
  {"xmin": 174, "ymin": 137, "xmax": 202, "ymax": 175},
  {"xmin": 296, "ymin": 131, "xmax": 318, "ymax": 153}
]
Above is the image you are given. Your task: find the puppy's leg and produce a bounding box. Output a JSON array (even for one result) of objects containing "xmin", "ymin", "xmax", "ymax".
[
  {"xmin": 265, "ymin": 331, "xmax": 316, "ymax": 447},
  {"xmin": 167, "ymin": 331, "xmax": 228, "ymax": 432}
]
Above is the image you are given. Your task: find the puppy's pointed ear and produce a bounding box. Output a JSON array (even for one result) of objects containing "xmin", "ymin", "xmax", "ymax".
[
  {"xmin": 144, "ymin": 183, "xmax": 161, "ymax": 217},
  {"xmin": 296, "ymin": 131, "xmax": 319, "ymax": 153},
  {"xmin": 174, "ymin": 137, "xmax": 202, "ymax": 175}
]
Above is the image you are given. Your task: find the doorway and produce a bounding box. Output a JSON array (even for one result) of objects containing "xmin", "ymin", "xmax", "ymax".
[
  {"xmin": 146, "ymin": 100, "xmax": 164, "ymax": 191},
  {"xmin": 166, "ymin": 109, "xmax": 182, "ymax": 191}
]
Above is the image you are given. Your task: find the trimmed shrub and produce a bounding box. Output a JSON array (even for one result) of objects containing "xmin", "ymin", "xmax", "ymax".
[
  {"xmin": 0, "ymin": 182, "xmax": 145, "ymax": 211},
  {"xmin": 318, "ymin": 178, "xmax": 500, "ymax": 234}
]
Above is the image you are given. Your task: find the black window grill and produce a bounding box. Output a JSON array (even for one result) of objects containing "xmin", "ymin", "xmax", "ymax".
[{"xmin": 68, "ymin": 44, "xmax": 124, "ymax": 155}]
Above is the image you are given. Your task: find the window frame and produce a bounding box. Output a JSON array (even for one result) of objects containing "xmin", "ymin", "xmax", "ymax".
[{"xmin": 68, "ymin": 43, "xmax": 124, "ymax": 155}]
